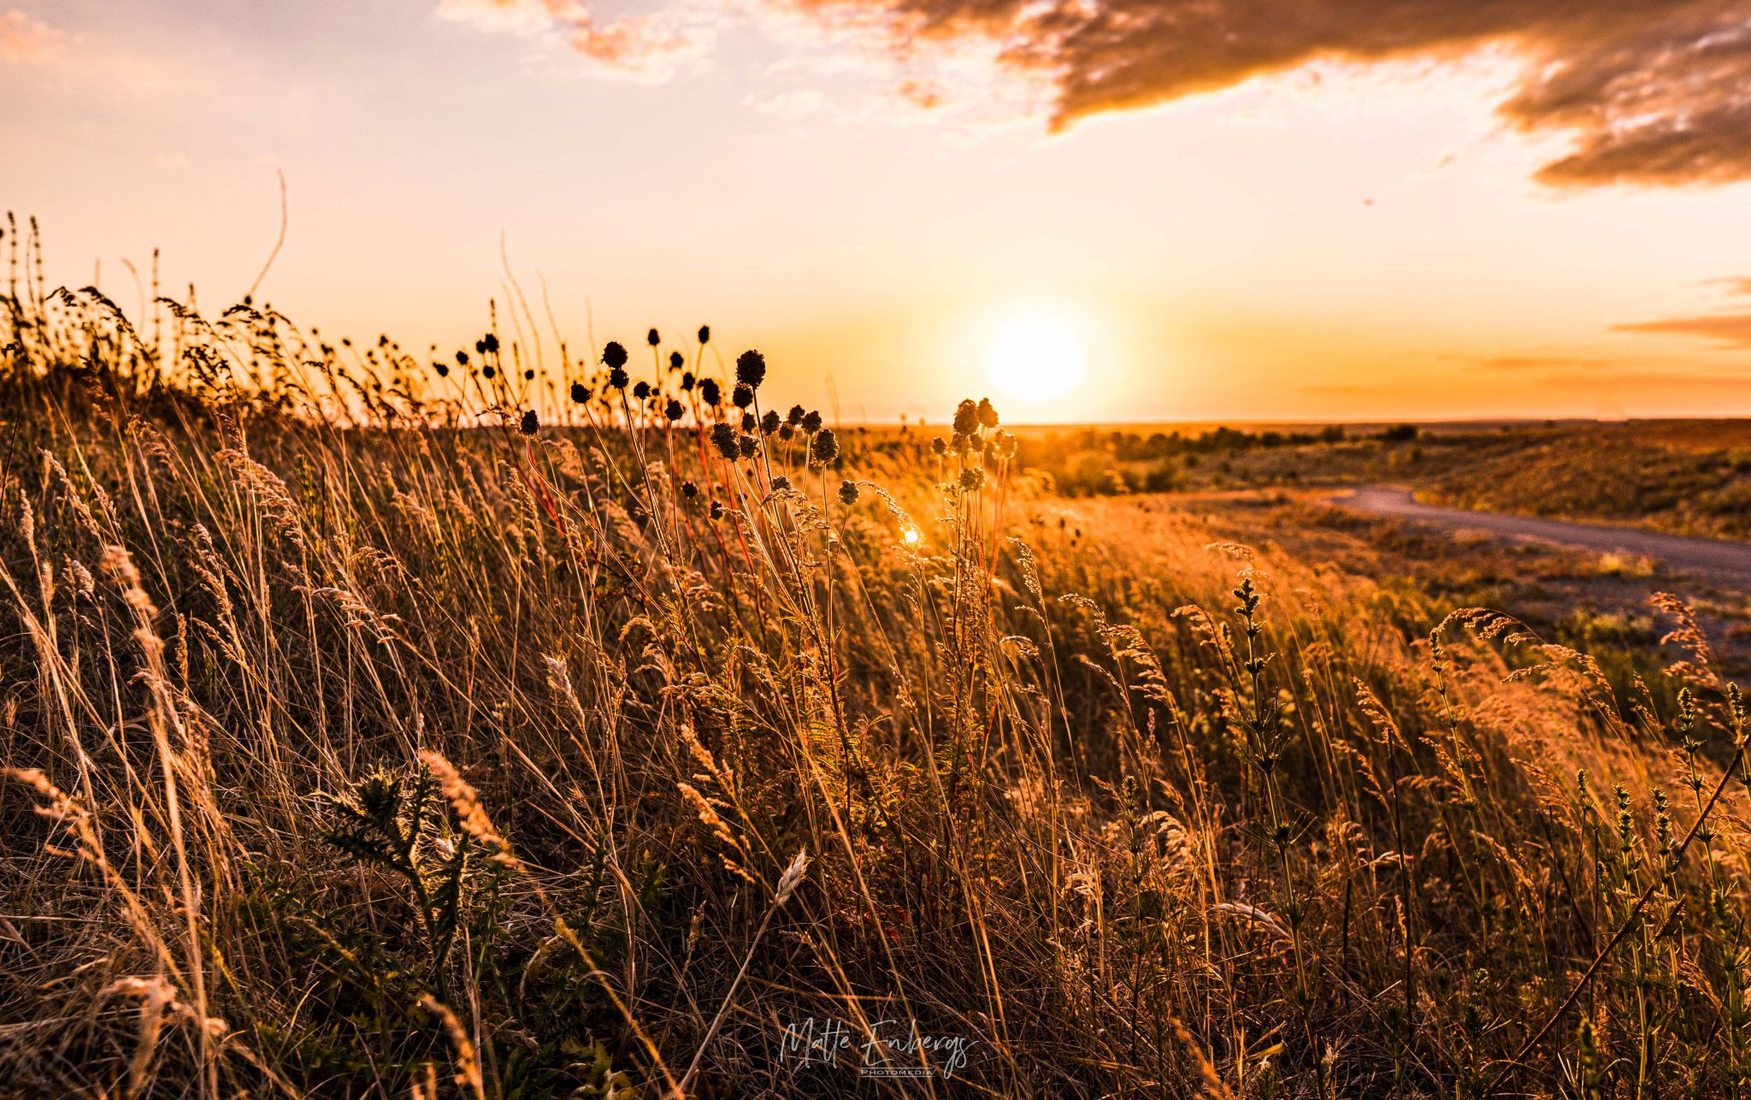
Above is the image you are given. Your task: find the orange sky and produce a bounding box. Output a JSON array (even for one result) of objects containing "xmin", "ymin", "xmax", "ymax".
[{"xmin": 4, "ymin": 0, "xmax": 1751, "ymax": 422}]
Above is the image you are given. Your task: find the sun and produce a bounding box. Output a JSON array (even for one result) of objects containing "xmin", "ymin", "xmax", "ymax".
[{"xmin": 983, "ymin": 308, "xmax": 1088, "ymax": 404}]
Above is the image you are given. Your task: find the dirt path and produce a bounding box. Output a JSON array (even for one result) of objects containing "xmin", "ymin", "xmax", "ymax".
[{"xmin": 1333, "ymin": 485, "xmax": 1751, "ymax": 584}]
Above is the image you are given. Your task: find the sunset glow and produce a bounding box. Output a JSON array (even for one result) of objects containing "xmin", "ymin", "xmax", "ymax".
[{"xmin": 4, "ymin": 2, "xmax": 1751, "ymax": 421}]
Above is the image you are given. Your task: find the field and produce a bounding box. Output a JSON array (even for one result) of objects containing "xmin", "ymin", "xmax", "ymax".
[{"xmin": 9, "ymin": 254, "xmax": 1751, "ymax": 1097}]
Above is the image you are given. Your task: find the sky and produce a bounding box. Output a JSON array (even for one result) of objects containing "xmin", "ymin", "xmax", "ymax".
[{"xmin": 4, "ymin": 0, "xmax": 1751, "ymax": 423}]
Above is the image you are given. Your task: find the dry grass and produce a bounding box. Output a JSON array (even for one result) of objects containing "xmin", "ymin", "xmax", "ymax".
[{"xmin": 5, "ymin": 222, "xmax": 1751, "ymax": 1097}]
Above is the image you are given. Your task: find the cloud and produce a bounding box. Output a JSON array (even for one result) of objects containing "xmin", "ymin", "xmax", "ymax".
[
  {"xmin": 1616, "ymin": 275, "xmax": 1751, "ymax": 349},
  {"xmin": 437, "ymin": 0, "xmax": 724, "ymax": 80},
  {"xmin": 437, "ymin": 0, "xmax": 1751, "ymax": 188},
  {"xmin": 1479, "ymin": 355, "xmax": 1610, "ymax": 370},
  {"xmin": 0, "ymin": 8, "xmax": 64, "ymax": 63},
  {"xmin": 1613, "ymin": 313, "xmax": 1751, "ymax": 349}
]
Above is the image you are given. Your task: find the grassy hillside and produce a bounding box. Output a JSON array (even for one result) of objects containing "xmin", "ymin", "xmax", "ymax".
[
  {"xmin": 5, "ymin": 269, "xmax": 1751, "ymax": 1096},
  {"xmin": 1006, "ymin": 421, "xmax": 1751, "ymax": 541}
]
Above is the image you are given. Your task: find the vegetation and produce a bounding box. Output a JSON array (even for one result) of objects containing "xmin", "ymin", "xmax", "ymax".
[{"xmin": 6, "ymin": 218, "xmax": 1751, "ymax": 1097}]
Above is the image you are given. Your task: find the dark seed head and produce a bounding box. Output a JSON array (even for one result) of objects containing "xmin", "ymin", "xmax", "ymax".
[
  {"xmin": 681, "ymin": 480, "xmax": 699, "ymax": 499},
  {"xmin": 697, "ymin": 324, "xmax": 710, "ymax": 345},
  {"xmin": 959, "ymin": 466, "xmax": 984, "ymax": 490},
  {"xmin": 770, "ymin": 475, "xmax": 791, "ymax": 492},
  {"xmin": 602, "ymin": 341, "xmax": 628, "ymax": 369},
  {"xmin": 647, "ymin": 328, "xmax": 661, "ymax": 347},
  {"xmin": 710, "ymin": 500, "xmax": 724, "ymax": 520},
  {"xmin": 732, "ymin": 382, "xmax": 754, "ymax": 409},
  {"xmin": 801, "ymin": 410, "xmax": 822, "ymax": 434},
  {"xmin": 608, "ymin": 366, "xmax": 629, "ymax": 390},
  {"xmin": 761, "ymin": 410, "xmax": 780, "ymax": 434},
  {"xmin": 524, "ymin": 368, "xmax": 535, "ymax": 381},
  {"xmin": 778, "ymin": 423, "xmax": 795, "ymax": 441},
  {"xmin": 570, "ymin": 382, "xmax": 590, "ymax": 404},
  {"xmin": 699, "ymin": 378, "xmax": 721, "ymax": 406},
  {"xmin": 681, "ymin": 371, "xmax": 695, "ymax": 391},
  {"xmin": 633, "ymin": 381, "xmax": 650, "ymax": 399},
  {"xmin": 710, "ymin": 423, "xmax": 738, "ymax": 459},
  {"xmin": 741, "ymin": 411, "xmax": 757, "ymax": 431},
  {"xmin": 838, "ymin": 479, "xmax": 860, "ymax": 505},
  {"xmin": 482, "ymin": 365, "xmax": 496, "ymax": 379},
  {"xmin": 669, "ymin": 351, "xmax": 683, "ymax": 370},
  {"xmin": 434, "ymin": 361, "xmax": 450, "ymax": 377},
  {"xmin": 953, "ymin": 399, "xmax": 978, "ymax": 436},
  {"xmin": 931, "ymin": 437, "xmax": 948, "ymax": 456},
  {"xmin": 483, "ymin": 333, "xmax": 500, "ymax": 354},
  {"xmin": 735, "ymin": 349, "xmax": 766, "ymax": 389},
  {"xmin": 519, "ymin": 408, "xmax": 539, "ymax": 436},
  {"xmin": 811, "ymin": 427, "xmax": 839, "ymax": 465},
  {"xmin": 456, "ymin": 350, "xmax": 469, "ymax": 366},
  {"xmin": 787, "ymin": 404, "xmax": 805, "ymax": 426},
  {"xmin": 738, "ymin": 435, "xmax": 758, "ymax": 459},
  {"xmin": 665, "ymin": 398, "xmax": 684, "ymax": 421},
  {"xmin": 977, "ymin": 397, "xmax": 998, "ymax": 429}
]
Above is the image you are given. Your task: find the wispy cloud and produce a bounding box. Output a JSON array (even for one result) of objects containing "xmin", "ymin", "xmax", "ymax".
[
  {"xmin": 1614, "ymin": 313, "xmax": 1751, "ymax": 349},
  {"xmin": 0, "ymin": 8, "xmax": 64, "ymax": 63},
  {"xmin": 437, "ymin": 0, "xmax": 727, "ymax": 81},
  {"xmin": 1479, "ymin": 355, "xmax": 1611, "ymax": 371},
  {"xmin": 1616, "ymin": 275, "xmax": 1751, "ymax": 349}
]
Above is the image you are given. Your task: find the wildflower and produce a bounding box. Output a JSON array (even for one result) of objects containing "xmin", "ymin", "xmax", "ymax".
[
  {"xmin": 602, "ymin": 341, "xmax": 628, "ymax": 369},
  {"xmin": 681, "ymin": 480, "xmax": 699, "ymax": 498},
  {"xmin": 698, "ymin": 324, "xmax": 710, "ymax": 345},
  {"xmin": 699, "ymin": 378, "xmax": 721, "ymax": 406},
  {"xmin": 977, "ymin": 397, "xmax": 998, "ymax": 429},
  {"xmin": 740, "ymin": 411, "xmax": 756, "ymax": 432},
  {"xmin": 434, "ymin": 360, "xmax": 449, "ymax": 377},
  {"xmin": 787, "ymin": 404, "xmax": 805, "ymax": 426},
  {"xmin": 959, "ymin": 466, "xmax": 984, "ymax": 490},
  {"xmin": 482, "ymin": 365, "xmax": 496, "ymax": 379},
  {"xmin": 647, "ymin": 328, "xmax": 661, "ymax": 347},
  {"xmin": 738, "ymin": 435, "xmax": 758, "ymax": 459},
  {"xmin": 710, "ymin": 423, "xmax": 738, "ymax": 458},
  {"xmin": 838, "ymin": 479, "xmax": 860, "ymax": 505},
  {"xmin": 455, "ymin": 350, "xmax": 469, "ymax": 367},
  {"xmin": 482, "ymin": 333, "xmax": 500, "ymax": 354},
  {"xmin": 519, "ymin": 408, "xmax": 539, "ymax": 436},
  {"xmin": 801, "ymin": 410, "xmax": 822, "ymax": 434},
  {"xmin": 608, "ymin": 366, "xmax": 628, "ymax": 390},
  {"xmin": 761, "ymin": 410, "xmax": 780, "ymax": 434},
  {"xmin": 681, "ymin": 371, "xmax": 695, "ymax": 391},
  {"xmin": 524, "ymin": 368, "xmax": 535, "ymax": 381},
  {"xmin": 665, "ymin": 398, "xmax": 684, "ymax": 421},
  {"xmin": 770, "ymin": 475, "xmax": 791, "ymax": 492},
  {"xmin": 778, "ymin": 424, "xmax": 795, "ymax": 442},
  {"xmin": 931, "ymin": 437, "xmax": 947, "ymax": 456},
  {"xmin": 811, "ymin": 427, "xmax": 838, "ymax": 466},
  {"xmin": 633, "ymin": 381, "xmax": 651, "ymax": 399},
  {"xmin": 669, "ymin": 350, "xmax": 684, "ymax": 370},
  {"xmin": 710, "ymin": 500, "xmax": 724, "ymax": 520},
  {"xmin": 953, "ymin": 399, "xmax": 978, "ymax": 436},
  {"xmin": 571, "ymin": 382, "xmax": 590, "ymax": 404},
  {"xmin": 732, "ymin": 382, "xmax": 754, "ymax": 409},
  {"xmin": 736, "ymin": 349, "xmax": 766, "ymax": 390}
]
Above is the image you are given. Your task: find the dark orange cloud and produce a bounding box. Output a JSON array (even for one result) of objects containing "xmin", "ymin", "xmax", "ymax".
[
  {"xmin": 449, "ymin": 0, "xmax": 1751, "ymax": 187},
  {"xmin": 791, "ymin": 0, "xmax": 1751, "ymax": 186}
]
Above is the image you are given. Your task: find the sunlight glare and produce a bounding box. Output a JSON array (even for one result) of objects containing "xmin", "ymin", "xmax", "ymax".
[{"xmin": 983, "ymin": 308, "xmax": 1088, "ymax": 404}]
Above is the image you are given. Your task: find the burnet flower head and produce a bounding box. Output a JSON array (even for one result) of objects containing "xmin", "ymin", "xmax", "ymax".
[{"xmin": 735, "ymin": 349, "xmax": 766, "ymax": 390}]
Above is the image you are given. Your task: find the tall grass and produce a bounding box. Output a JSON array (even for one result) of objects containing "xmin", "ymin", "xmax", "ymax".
[{"xmin": 4, "ymin": 218, "xmax": 1751, "ymax": 1096}]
